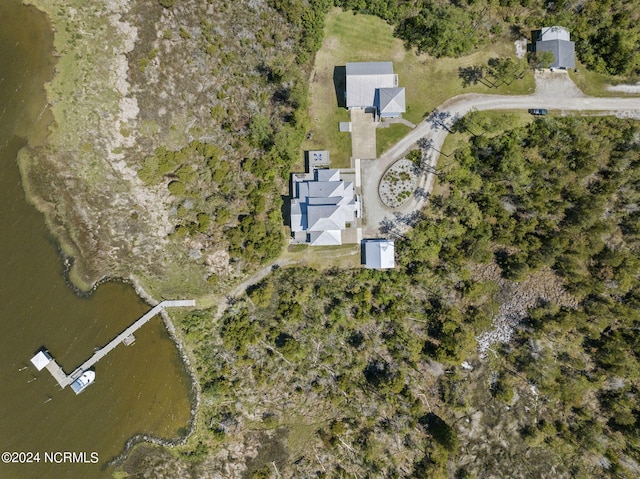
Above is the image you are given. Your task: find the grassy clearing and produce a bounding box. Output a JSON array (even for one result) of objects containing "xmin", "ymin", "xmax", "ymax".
[
  {"xmin": 304, "ymin": 8, "xmax": 535, "ymax": 163},
  {"xmin": 376, "ymin": 123, "xmax": 412, "ymax": 157},
  {"xmin": 304, "ymin": 106, "xmax": 352, "ymax": 167},
  {"xmin": 569, "ymin": 60, "xmax": 640, "ymax": 97},
  {"xmin": 286, "ymin": 420, "xmax": 323, "ymax": 457},
  {"xmin": 440, "ymin": 110, "xmax": 533, "ymax": 157},
  {"xmin": 283, "ymin": 243, "xmax": 361, "ymax": 270}
]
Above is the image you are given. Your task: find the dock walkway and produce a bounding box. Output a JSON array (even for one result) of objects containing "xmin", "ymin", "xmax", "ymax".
[{"xmin": 34, "ymin": 300, "xmax": 195, "ymax": 390}]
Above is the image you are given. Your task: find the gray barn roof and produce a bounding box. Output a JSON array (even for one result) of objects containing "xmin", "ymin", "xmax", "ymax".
[
  {"xmin": 346, "ymin": 62, "xmax": 398, "ymax": 109},
  {"xmin": 536, "ymin": 39, "xmax": 575, "ymax": 69},
  {"xmin": 346, "ymin": 62, "xmax": 394, "ymax": 76},
  {"xmin": 377, "ymin": 87, "xmax": 406, "ymax": 117}
]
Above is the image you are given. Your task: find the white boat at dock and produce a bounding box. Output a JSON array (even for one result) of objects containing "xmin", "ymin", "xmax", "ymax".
[{"xmin": 70, "ymin": 370, "xmax": 95, "ymax": 394}]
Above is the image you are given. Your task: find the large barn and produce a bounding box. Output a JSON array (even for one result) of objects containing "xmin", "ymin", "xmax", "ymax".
[{"xmin": 345, "ymin": 62, "xmax": 406, "ymax": 118}]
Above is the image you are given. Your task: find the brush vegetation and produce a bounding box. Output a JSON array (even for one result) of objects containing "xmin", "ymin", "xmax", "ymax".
[{"xmin": 21, "ymin": 1, "xmax": 640, "ymax": 477}]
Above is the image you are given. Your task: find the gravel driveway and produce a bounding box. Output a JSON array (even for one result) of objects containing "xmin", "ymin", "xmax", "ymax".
[{"xmin": 361, "ymin": 70, "xmax": 640, "ymax": 236}]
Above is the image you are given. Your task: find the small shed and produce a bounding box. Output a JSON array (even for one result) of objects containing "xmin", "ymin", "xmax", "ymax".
[
  {"xmin": 31, "ymin": 350, "xmax": 53, "ymax": 371},
  {"xmin": 363, "ymin": 239, "xmax": 395, "ymax": 269},
  {"xmin": 306, "ymin": 150, "xmax": 330, "ymax": 170}
]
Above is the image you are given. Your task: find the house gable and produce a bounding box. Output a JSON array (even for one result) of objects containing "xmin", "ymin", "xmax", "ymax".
[
  {"xmin": 376, "ymin": 87, "xmax": 406, "ymax": 118},
  {"xmin": 290, "ymin": 168, "xmax": 359, "ymax": 246}
]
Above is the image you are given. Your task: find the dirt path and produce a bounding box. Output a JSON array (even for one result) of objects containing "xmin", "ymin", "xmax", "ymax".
[{"xmin": 361, "ymin": 70, "xmax": 640, "ymax": 236}]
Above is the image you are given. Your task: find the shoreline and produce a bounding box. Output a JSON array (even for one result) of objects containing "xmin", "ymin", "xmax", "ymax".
[
  {"xmin": 19, "ymin": 0, "xmax": 174, "ymax": 293},
  {"xmin": 18, "ymin": 0, "xmax": 202, "ymax": 466},
  {"xmin": 106, "ymin": 277, "xmax": 202, "ymax": 467}
]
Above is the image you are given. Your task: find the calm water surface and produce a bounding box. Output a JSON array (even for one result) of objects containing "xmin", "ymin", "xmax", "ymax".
[{"xmin": 0, "ymin": 2, "xmax": 192, "ymax": 477}]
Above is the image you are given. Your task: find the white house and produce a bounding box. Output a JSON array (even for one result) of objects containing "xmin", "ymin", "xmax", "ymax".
[
  {"xmin": 363, "ymin": 239, "xmax": 395, "ymax": 269},
  {"xmin": 290, "ymin": 169, "xmax": 361, "ymax": 246}
]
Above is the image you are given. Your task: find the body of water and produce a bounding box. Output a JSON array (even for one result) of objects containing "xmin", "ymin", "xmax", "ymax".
[{"xmin": 0, "ymin": 2, "xmax": 193, "ymax": 477}]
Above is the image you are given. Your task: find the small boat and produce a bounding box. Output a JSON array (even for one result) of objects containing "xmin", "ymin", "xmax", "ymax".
[{"xmin": 70, "ymin": 370, "xmax": 95, "ymax": 395}]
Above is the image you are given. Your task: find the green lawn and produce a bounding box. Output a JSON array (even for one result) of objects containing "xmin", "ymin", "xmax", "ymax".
[
  {"xmin": 376, "ymin": 123, "xmax": 412, "ymax": 157},
  {"xmin": 303, "ymin": 8, "xmax": 536, "ymax": 164},
  {"xmin": 283, "ymin": 243, "xmax": 362, "ymax": 269},
  {"xmin": 569, "ymin": 60, "xmax": 640, "ymax": 97}
]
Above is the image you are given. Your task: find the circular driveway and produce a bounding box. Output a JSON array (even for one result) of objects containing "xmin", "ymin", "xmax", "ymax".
[{"xmin": 360, "ymin": 71, "xmax": 640, "ymax": 236}]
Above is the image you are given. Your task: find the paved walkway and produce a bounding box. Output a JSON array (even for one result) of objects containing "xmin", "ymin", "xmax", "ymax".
[{"xmin": 361, "ymin": 71, "xmax": 640, "ymax": 236}]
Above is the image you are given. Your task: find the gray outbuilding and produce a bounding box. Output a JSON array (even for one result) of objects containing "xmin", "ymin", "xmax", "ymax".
[
  {"xmin": 362, "ymin": 239, "xmax": 395, "ymax": 269},
  {"xmin": 534, "ymin": 26, "xmax": 575, "ymax": 69}
]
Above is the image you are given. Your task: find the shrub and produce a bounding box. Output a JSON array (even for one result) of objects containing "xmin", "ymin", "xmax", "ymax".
[{"xmin": 168, "ymin": 180, "xmax": 186, "ymax": 196}]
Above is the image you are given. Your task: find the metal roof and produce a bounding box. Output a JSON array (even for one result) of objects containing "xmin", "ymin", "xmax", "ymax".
[
  {"xmin": 377, "ymin": 87, "xmax": 406, "ymax": 116},
  {"xmin": 290, "ymin": 169, "xmax": 359, "ymax": 246},
  {"xmin": 309, "ymin": 230, "xmax": 342, "ymax": 246},
  {"xmin": 316, "ymin": 169, "xmax": 341, "ymax": 182},
  {"xmin": 346, "ymin": 62, "xmax": 394, "ymax": 76},
  {"xmin": 363, "ymin": 239, "xmax": 395, "ymax": 269},
  {"xmin": 536, "ymin": 39, "xmax": 575, "ymax": 69},
  {"xmin": 31, "ymin": 350, "xmax": 53, "ymax": 371},
  {"xmin": 346, "ymin": 62, "xmax": 398, "ymax": 109},
  {"xmin": 540, "ymin": 26, "xmax": 570, "ymax": 42}
]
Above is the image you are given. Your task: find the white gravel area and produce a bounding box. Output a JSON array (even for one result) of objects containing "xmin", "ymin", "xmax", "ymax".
[
  {"xmin": 379, "ymin": 159, "xmax": 418, "ymax": 208},
  {"xmin": 607, "ymin": 83, "xmax": 640, "ymax": 93}
]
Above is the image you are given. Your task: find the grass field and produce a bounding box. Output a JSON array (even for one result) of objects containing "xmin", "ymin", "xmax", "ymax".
[
  {"xmin": 283, "ymin": 243, "xmax": 362, "ymax": 270},
  {"xmin": 376, "ymin": 123, "xmax": 412, "ymax": 157},
  {"xmin": 569, "ymin": 60, "xmax": 640, "ymax": 97},
  {"xmin": 303, "ymin": 8, "xmax": 536, "ymax": 165}
]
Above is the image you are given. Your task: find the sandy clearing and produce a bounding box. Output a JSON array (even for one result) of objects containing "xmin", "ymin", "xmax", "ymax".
[{"xmin": 607, "ymin": 83, "xmax": 640, "ymax": 93}]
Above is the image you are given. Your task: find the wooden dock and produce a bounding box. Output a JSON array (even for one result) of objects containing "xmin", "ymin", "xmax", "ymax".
[{"xmin": 33, "ymin": 300, "xmax": 195, "ymax": 390}]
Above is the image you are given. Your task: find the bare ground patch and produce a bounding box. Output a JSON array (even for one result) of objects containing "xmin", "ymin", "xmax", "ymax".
[{"xmin": 472, "ymin": 263, "xmax": 578, "ymax": 355}]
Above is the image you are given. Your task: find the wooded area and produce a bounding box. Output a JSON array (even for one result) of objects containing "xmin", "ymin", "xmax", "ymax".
[
  {"xmin": 121, "ymin": 1, "xmax": 640, "ymax": 477},
  {"xmin": 157, "ymin": 117, "xmax": 640, "ymax": 477},
  {"xmin": 334, "ymin": 0, "xmax": 640, "ymax": 76},
  {"xmin": 133, "ymin": 0, "xmax": 638, "ymax": 293}
]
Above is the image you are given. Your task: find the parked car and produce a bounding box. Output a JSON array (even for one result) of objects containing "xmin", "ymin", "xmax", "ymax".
[{"xmin": 528, "ymin": 108, "xmax": 548, "ymax": 115}]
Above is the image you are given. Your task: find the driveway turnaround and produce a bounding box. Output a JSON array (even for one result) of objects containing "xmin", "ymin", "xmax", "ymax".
[{"xmin": 361, "ymin": 71, "xmax": 640, "ymax": 237}]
